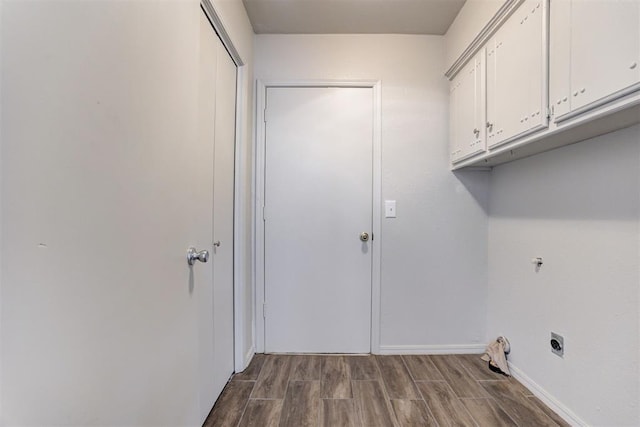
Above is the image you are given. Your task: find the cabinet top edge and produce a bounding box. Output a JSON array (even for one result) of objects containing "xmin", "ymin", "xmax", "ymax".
[{"xmin": 445, "ymin": 0, "xmax": 526, "ymax": 80}]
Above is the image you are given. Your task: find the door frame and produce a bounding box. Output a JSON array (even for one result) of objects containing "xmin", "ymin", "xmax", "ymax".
[
  {"xmin": 200, "ymin": 0, "xmax": 249, "ymax": 372},
  {"xmin": 254, "ymin": 80, "xmax": 382, "ymax": 354}
]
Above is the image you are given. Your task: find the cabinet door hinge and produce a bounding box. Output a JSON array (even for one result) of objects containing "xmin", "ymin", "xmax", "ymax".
[
  {"xmin": 263, "ymin": 303, "xmax": 267, "ymax": 318},
  {"xmin": 547, "ymin": 106, "xmax": 552, "ymax": 119},
  {"xmin": 263, "ymin": 107, "xmax": 268, "ymax": 123},
  {"xmin": 262, "ymin": 206, "xmax": 266, "ymax": 221}
]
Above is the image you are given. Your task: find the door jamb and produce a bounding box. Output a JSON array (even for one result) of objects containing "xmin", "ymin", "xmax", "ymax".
[{"xmin": 254, "ymin": 80, "xmax": 382, "ymax": 354}]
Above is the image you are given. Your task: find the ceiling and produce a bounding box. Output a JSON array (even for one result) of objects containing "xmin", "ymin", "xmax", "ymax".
[{"xmin": 242, "ymin": 0, "xmax": 467, "ymax": 35}]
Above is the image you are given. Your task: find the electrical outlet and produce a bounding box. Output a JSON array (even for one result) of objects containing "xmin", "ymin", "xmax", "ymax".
[{"xmin": 550, "ymin": 332, "xmax": 564, "ymax": 357}]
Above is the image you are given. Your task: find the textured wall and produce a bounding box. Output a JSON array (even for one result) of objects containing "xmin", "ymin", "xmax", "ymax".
[
  {"xmin": 488, "ymin": 125, "xmax": 640, "ymax": 426},
  {"xmin": 254, "ymin": 34, "xmax": 490, "ymax": 351}
]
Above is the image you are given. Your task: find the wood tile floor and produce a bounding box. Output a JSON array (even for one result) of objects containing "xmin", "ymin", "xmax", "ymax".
[{"xmin": 203, "ymin": 354, "xmax": 570, "ymax": 427}]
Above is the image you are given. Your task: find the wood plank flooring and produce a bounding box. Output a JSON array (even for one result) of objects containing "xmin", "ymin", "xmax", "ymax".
[{"xmin": 203, "ymin": 354, "xmax": 570, "ymax": 427}]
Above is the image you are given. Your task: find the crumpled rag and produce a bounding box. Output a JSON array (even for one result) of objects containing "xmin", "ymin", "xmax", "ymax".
[{"xmin": 480, "ymin": 336, "xmax": 511, "ymax": 376}]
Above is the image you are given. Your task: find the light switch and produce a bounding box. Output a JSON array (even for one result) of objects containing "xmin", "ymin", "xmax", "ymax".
[{"xmin": 385, "ymin": 200, "xmax": 397, "ymax": 218}]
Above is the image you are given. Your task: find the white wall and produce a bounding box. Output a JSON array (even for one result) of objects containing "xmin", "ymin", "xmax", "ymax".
[
  {"xmin": 488, "ymin": 125, "xmax": 640, "ymax": 426},
  {"xmin": 211, "ymin": 0, "xmax": 256, "ymax": 370},
  {"xmin": 254, "ymin": 34, "xmax": 490, "ymax": 351},
  {"xmin": 444, "ymin": 0, "xmax": 503, "ymax": 68}
]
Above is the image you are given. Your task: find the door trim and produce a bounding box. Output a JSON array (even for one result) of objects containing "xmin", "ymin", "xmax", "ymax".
[
  {"xmin": 200, "ymin": 0, "xmax": 250, "ymax": 372},
  {"xmin": 254, "ymin": 80, "xmax": 382, "ymax": 354}
]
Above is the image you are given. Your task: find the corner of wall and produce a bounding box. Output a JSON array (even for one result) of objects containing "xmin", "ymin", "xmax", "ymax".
[
  {"xmin": 443, "ymin": 0, "xmax": 503, "ymax": 69},
  {"xmin": 508, "ymin": 362, "xmax": 588, "ymax": 426}
]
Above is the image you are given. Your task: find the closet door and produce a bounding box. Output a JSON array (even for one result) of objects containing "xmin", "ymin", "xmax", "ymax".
[
  {"xmin": 211, "ymin": 23, "xmax": 237, "ymax": 407},
  {"xmin": 197, "ymin": 9, "xmax": 237, "ymax": 422},
  {"xmin": 3, "ymin": 3, "xmax": 217, "ymax": 425}
]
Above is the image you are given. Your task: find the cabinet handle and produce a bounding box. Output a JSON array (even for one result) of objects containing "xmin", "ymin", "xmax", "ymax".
[
  {"xmin": 473, "ymin": 128, "xmax": 479, "ymax": 135},
  {"xmin": 630, "ymin": 62, "xmax": 637, "ymax": 70},
  {"xmin": 486, "ymin": 122, "xmax": 493, "ymax": 130}
]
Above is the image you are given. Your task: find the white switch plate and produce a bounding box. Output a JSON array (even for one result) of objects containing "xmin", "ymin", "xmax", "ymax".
[{"xmin": 385, "ymin": 200, "xmax": 396, "ymax": 218}]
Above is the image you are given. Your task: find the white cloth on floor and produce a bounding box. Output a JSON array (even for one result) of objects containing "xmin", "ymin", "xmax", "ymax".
[{"xmin": 480, "ymin": 336, "xmax": 511, "ymax": 376}]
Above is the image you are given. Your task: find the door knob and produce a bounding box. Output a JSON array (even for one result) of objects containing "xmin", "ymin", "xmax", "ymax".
[
  {"xmin": 360, "ymin": 232, "xmax": 370, "ymax": 242},
  {"xmin": 187, "ymin": 247, "xmax": 209, "ymax": 266}
]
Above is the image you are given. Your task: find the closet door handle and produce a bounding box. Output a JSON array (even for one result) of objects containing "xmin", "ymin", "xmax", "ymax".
[{"xmin": 187, "ymin": 247, "xmax": 209, "ymax": 266}]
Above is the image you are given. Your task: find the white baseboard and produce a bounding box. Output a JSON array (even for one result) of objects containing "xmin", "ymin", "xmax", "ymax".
[
  {"xmin": 378, "ymin": 344, "xmax": 485, "ymax": 355},
  {"xmin": 239, "ymin": 345, "xmax": 256, "ymax": 373},
  {"xmin": 508, "ymin": 362, "xmax": 587, "ymax": 427}
]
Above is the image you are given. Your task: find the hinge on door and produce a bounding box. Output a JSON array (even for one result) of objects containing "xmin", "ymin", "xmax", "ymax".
[
  {"xmin": 547, "ymin": 106, "xmax": 552, "ymax": 119},
  {"xmin": 371, "ymin": 233, "xmax": 374, "ymax": 241},
  {"xmin": 262, "ymin": 206, "xmax": 266, "ymax": 221},
  {"xmin": 263, "ymin": 303, "xmax": 267, "ymax": 318},
  {"xmin": 263, "ymin": 107, "xmax": 268, "ymax": 123}
]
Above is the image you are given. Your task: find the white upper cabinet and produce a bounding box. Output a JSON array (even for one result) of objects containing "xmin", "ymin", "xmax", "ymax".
[
  {"xmin": 447, "ymin": 0, "xmax": 640, "ymax": 168},
  {"xmin": 450, "ymin": 51, "xmax": 486, "ymax": 162},
  {"xmin": 551, "ymin": 0, "xmax": 640, "ymax": 119},
  {"xmin": 549, "ymin": 0, "xmax": 572, "ymax": 117},
  {"xmin": 486, "ymin": 0, "xmax": 548, "ymax": 148}
]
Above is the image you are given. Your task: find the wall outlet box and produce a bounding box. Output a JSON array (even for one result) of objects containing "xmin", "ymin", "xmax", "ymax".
[{"xmin": 550, "ymin": 332, "xmax": 564, "ymax": 357}]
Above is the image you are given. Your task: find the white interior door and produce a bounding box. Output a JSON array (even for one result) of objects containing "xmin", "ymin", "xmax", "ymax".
[
  {"xmin": 198, "ymin": 9, "xmax": 237, "ymax": 419},
  {"xmin": 264, "ymin": 87, "xmax": 373, "ymax": 353},
  {"xmin": 212, "ymin": 18, "xmax": 237, "ymax": 403},
  {"xmin": 2, "ymin": 2, "xmax": 214, "ymax": 425},
  {"xmin": 197, "ymin": 11, "xmax": 218, "ymax": 420}
]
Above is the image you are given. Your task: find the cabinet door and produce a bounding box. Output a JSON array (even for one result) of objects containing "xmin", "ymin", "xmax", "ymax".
[
  {"xmin": 470, "ymin": 52, "xmax": 487, "ymax": 155},
  {"xmin": 487, "ymin": 17, "xmax": 523, "ymax": 146},
  {"xmin": 488, "ymin": 0, "xmax": 547, "ymax": 148},
  {"xmin": 570, "ymin": 0, "xmax": 640, "ymax": 111},
  {"xmin": 549, "ymin": 0, "xmax": 571, "ymax": 118},
  {"xmin": 449, "ymin": 79, "xmax": 462, "ymax": 161},
  {"xmin": 450, "ymin": 53, "xmax": 485, "ymax": 163},
  {"xmin": 486, "ymin": 38, "xmax": 498, "ymax": 146}
]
